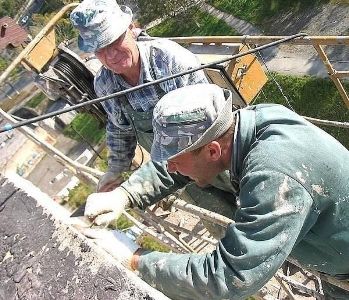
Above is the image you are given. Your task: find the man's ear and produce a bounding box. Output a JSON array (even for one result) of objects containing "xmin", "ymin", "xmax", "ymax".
[{"xmin": 205, "ymin": 141, "xmax": 222, "ymax": 161}]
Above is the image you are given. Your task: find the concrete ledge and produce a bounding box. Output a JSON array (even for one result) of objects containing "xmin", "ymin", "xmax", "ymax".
[{"xmin": 0, "ymin": 173, "xmax": 169, "ymax": 300}]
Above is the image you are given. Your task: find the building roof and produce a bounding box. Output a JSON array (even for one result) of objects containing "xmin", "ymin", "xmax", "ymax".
[
  {"xmin": 0, "ymin": 174, "xmax": 170, "ymax": 299},
  {"xmin": 0, "ymin": 16, "xmax": 28, "ymax": 50}
]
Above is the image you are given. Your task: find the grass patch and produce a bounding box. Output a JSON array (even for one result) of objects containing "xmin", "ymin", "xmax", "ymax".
[
  {"xmin": 139, "ymin": 235, "xmax": 172, "ymax": 252},
  {"xmin": 254, "ymin": 73, "xmax": 349, "ymax": 149},
  {"xmin": 63, "ymin": 113, "xmax": 105, "ymax": 145},
  {"xmin": 148, "ymin": 7, "xmax": 239, "ymax": 37},
  {"xmin": 25, "ymin": 92, "xmax": 46, "ymax": 108},
  {"xmin": 93, "ymin": 147, "xmax": 134, "ymax": 182},
  {"xmin": 66, "ymin": 182, "xmax": 94, "ymax": 210},
  {"xmin": 206, "ymin": 0, "xmax": 329, "ymax": 26},
  {"xmin": 109, "ymin": 214, "xmax": 135, "ymax": 230},
  {"xmin": 94, "ymin": 147, "xmax": 109, "ymax": 172}
]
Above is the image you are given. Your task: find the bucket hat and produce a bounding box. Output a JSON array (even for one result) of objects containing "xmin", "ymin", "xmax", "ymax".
[
  {"xmin": 70, "ymin": 0, "xmax": 132, "ymax": 53},
  {"xmin": 151, "ymin": 84, "xmax": 235, "ymax": 162}
]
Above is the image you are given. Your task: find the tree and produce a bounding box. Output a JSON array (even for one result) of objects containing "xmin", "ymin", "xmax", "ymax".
[
  {"xmin": 136, "ymin": 0, "xmax": 195, "ymax": 26},
  {"xmin": 0, "ymin": 0, "xmax": 23, "ymax": 18},
  {"xmin": 30, "ymin": 12, "xmax": 78, "ymax": 43},
  {"xmin": 0, "ymin": 57, "xmax": 7, "ymax": 73}
]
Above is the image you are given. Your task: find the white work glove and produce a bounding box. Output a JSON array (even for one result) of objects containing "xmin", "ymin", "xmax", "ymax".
[
  {"xmin": 84, "ymin": 187, "xmax": 130, "ymax": 226},
  {"xmin": 97, "ymin": 171, "xmax": 124, "ymax": 192},
  {"xmin": 81, "ymin": 228, "xmax": 139, "ymax": 270}
]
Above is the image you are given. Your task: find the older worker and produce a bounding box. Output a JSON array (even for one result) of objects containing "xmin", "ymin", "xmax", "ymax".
[
  {"xmin": 84, "ymin": 84, "xmax": 349, "ymax": 300},
  {"xmin": 70, "ymin": 0, "xmax": 237, "ymax": 236}
]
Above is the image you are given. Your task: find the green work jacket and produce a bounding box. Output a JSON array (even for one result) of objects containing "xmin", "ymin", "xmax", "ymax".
[{"xmin": 121, "ymin": 104, "xmax": 349, "ymax": 300}]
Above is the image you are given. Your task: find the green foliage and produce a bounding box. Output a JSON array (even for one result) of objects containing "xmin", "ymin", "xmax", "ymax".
[
  {"xmin": 25, "ymin": 92, "xmax": 46, "ymax": 108},
  {"xmin": 31, "ymin": 12, "xmax": 78, "ymax": 43},
  {"xmin": 63, "ymin": 113, "xmax": 105, "ymax": 145},
  {"xmin": 0, "ymin": 57, "xmax": 7, "ymax": 73},
  {"xmin": 206, "ymin": 0, "xmax": 329, "ymax": 26},
  {"xmin": 0, "ymin": 0, "xmax": 23, "ymax": 18},
  {"xmin": 0, "ymin": 57, "xmax": 22, "ymax": 77},
  {"xmin": 27, "ymin": 0, "xmax": 79, "ymax": 42},
  {"xmin": 40, "ymin": 0, "xmax": 66, "ymax": 14},
  {"xmin": 148, "ymin": 8, "xmax": 238, "ymax": 37},
  {"xmin": 54, "ymin": 17, "xmax": 79, "ymax": 43},
  {"xmin": 137, "ymin": 0, "xmax": 193, "ymax": 25},
  {"xmin": 139, "ymin": 235, "xmax": 171, "ymax": 252},
  {"xmin": 93, "ymin": 147, "xmax": 135, "ymax": 181},
  {"xmin": 94, "ymin": 147, "xmax": 109, "ymax": 172},
  {"xmin": 108, "ymin": 212, "xmax": 138, "ymax": 231},
  {"xmin": 109, "ymin": 213, "xmax": 172, "ymax": 252},
  {"xmin": 66, "ymin": 182, "xmax": 94, "ymax": 209},
  {"xmin": 254, "ymin": 73, "xmax": 349, "ymax": 149},
  {"xmin": 114, "ymin": 214, "xmax": 134, "ymax": 230}
]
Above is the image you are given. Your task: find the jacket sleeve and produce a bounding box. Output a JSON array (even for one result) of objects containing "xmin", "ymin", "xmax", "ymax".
[
  {"xmin": 103, "ymin": 115, "xmax": 137, "ymax": 174},
  {"xmin": 137, "ymin": 171, "xmax": 314, "ymax": 300},
  {"xmin": 121, "ymin": 160, "xmax": 190, "ymax": 208},
  {"xmin": 94, "ymin": 70, "xmax": 137, "ymax": 175}
]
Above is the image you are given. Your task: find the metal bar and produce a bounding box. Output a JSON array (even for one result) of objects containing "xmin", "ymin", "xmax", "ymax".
[
  {"xmin": 275, "ymin": 272, "xmax": 325, "ymax": 299},
  {"xmin": 172, "ymin": 199, "xmax": 233, "ymax": 227},
  {"xmin": 144, "ymin": 207, "xmax": 217, "ymax": 246},
  {"xmin": 287, "ymin": 257, "xmax": 349, "ymax": 292},
  {"xmin": 303, "ymin": 116, "xmax": 349, "ymax": 129},
  {"xmin": 334, "ymin": 71, "xmax": 349, "ymax": 79},
  {"xmin": 169, "ymin": 35, "xmax": 349, "ymax": 46},
  {"xmin": 274, "ymin": 274, "xmax": 297, "ymax": 300},
  {"xmin": 144, "ymin": 207, "xmax": 197, "ymax": 253},
  {"xmin": 122, "ymin": 211, "xmax": 186, "ymax": 253},
  {"xmin": 191, "ymin": 240, "xmax": 210, "ymax": 253},
  {"xmin": 0, "ymin": 33, "xmax": 306, "ymax": 133},
  {"xmin": 0, "ymin": 108, "xmax": 104, "ymax": 178},
  {"xmin": 70, "ymin": 123, "xmax": 103, "ymax": 159},
  {"xmin": 313, "ymin": 44, "xmax": 349, "ymax": 108},
  {"xmin": 141, "ymin": 208, "xmax": 195, "ymax": 252},
  {"xmin": 159, "ymin": 218, "xmax": 217, "ymax": 245}
]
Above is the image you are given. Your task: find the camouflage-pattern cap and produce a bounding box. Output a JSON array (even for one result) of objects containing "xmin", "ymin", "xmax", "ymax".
[
  {"xmin": 70, "ymin": 0, "xmax": 132, "ymax": 53},
  {"xmin": 151, "ymin": 84, "xmax": 235, "ymax": 162}
]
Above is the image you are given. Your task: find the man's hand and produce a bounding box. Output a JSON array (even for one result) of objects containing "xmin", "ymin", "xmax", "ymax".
[
  {"xmin": 97, "ymin": 171, "xmax": 125, "ymax": 192},
  {"xmin": 84, "ymin": 187, "xmax": 130, "ymax": 226},
  {"xmin": 80, "ymin": 228, "xmax": 140, "ymax": 270}
]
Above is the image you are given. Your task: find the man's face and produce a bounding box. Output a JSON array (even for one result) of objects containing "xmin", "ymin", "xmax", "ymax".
[
  {"xmin": 167, "ymin": 149, "xmax": 219, "ymax": 187},
  {"xmin": 95, "ymin": 29, "xmax": 139, "ymax": 75}
]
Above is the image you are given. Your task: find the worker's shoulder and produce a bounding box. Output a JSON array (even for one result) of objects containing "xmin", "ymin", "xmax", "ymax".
[
  {"xmin": 139, "ymin": 38, "xmax": 194, "ymax": 59},
  {"xmin": 93, "ymin": 66, "xmax": 116, "ymax": 91}
]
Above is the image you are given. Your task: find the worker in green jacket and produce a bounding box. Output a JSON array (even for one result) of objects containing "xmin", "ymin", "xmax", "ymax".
[{"xmin": 83, "ymin": 84, "xmax": 349, "ymax": 299}]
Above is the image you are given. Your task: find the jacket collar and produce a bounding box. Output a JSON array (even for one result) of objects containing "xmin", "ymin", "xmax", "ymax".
[{"xmin": 231, "ymin": 107, "xmax": 257, "ymax": 180}]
